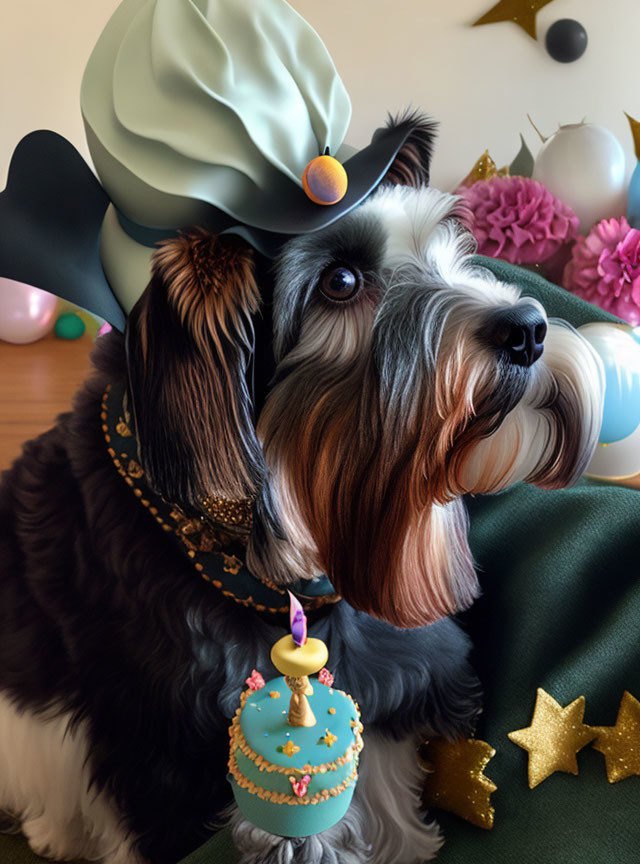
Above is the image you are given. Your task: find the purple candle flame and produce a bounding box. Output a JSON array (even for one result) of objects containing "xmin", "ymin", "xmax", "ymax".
[{"xmin": 288, "ymin": 590, "xmax": 307, "ymax": 647}]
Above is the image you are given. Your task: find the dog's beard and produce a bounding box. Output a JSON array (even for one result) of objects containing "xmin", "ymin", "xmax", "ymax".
[
  {"xmin": 256, "ymin": 308, "xmax": 604, "ymax": 628},
  {"xmin": 458, "ymin": 320, "xmax": 605, "ymax": 494},
  {"xmin": 255, "ymin": 288, "xmax": 485, "ymax": 628}
]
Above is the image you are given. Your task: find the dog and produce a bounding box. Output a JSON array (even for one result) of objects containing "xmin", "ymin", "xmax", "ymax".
[{"xmin": 0, "ymin": 114, "xmax": 604, "ymax": 864}]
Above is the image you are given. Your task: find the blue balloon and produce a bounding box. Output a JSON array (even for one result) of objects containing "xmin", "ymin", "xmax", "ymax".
[
  {"xmin": 627, "ymin": 161, "xmax": 640, "ymax": 229},
  {"xmin": 600, "ymin": 352, "xmax": 640, "ymax": 444}
]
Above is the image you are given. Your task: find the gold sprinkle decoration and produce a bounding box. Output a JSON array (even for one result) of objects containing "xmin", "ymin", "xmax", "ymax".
[
  {"xmin": 319, "ymin": 729, "xmax": 338, "ymax": 748},
  {"xmin": 592, "ymin": 691, "xmax": 640, "ymax": 783},
  {"xmin": 508, "ymin": 688, "xmax": 596, "ymax": 788},
  {"xmin": 228, "ymin": 748, "xmax": 358, "ymax": 806},
  {"xmin": 116, "ymin": 418, "xmax": 132, "ymax": 437},
  {"xmin": 281, "ymin": 740, "xmax": 301, "ymax": 758},
  {"xmin": 200, "ymin": 495, "xmax": 254, "ymax": 531},
  {"xmin": 473, "ymin": 0, "xmax": 556, "ymax": 40},
  {"xmin": 420, "ymin": 737, "xmax": 497, "ymax": 830},
  {"xmin": 328, "ymin": 708, "xmax": 336, "ymax": 715},
  {"xmin": 222, "ymin": 553, "xmax": 243, "ymax": 575},
  {"xmin": 269, "ymin": 691, "xmax": 281, "ymax": 699},
  {"xmin": 127, "ymin": 460, "xmax": 144, "ymax": 479},
  {"xmin": 625, "ymin": 113, "xmax": 640, "ymax": 162}
]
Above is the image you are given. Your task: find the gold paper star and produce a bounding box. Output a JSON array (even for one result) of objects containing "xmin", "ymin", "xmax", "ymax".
[
  {"xmin": 281, "ymin": 740, "xmax": 300, "ymax": 758},
  {"xmin": 473, "ymin": 0, "xmax": 557, "ymax": 40},
  {"xmin": 508, "ymin": 689, "xmax": 596, "ymax": 788},
  {"xmin": 420, "ymin": 737, "xmax": 497, "ymax": 829},
  {"xmin": 592, "ymin": 691, "xmax": 640, "ymax": 783}
]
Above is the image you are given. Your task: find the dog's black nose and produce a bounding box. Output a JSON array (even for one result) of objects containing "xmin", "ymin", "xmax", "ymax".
[{"xmin": 488, "ymin": 306, "xmax": 547, "ymax": 367}]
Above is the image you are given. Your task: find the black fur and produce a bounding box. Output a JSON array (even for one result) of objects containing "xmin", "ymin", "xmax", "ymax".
[{"xmin": 0, "ymin": 332, "xmax": 480, "ymax": 863}]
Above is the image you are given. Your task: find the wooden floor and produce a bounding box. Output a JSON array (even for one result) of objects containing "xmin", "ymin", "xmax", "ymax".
[{"xmin": 0, "ymin": 333, "xmax": 94, "ymax": 472}]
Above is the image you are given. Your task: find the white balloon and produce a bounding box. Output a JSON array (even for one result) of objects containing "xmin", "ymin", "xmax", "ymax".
[
  {"xmin": 532, "ymin": 123, "xmax": 627, "ymax": 234},
  {"xmin": 0, "ymin": 278, "xmax": 58, "ymax": 344}
]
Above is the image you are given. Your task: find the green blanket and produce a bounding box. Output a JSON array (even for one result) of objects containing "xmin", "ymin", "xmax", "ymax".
[{"xmin": 3, "ymin": 259, "xmax": 638, "ymax": 864}]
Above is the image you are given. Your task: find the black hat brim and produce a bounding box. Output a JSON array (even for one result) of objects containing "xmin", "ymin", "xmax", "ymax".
[{"xmin": 0, "ymin": 121, "xmax": 417, "ymax": 329}]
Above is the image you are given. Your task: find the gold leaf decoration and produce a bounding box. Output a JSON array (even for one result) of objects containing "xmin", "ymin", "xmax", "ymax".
[
  {"xmin": 473, "ymin": 0, "xmax": 557, "ymax": 40},
  {"xmin": 625, "ymin": 112, "xmax": 640, "ymax": 162}
]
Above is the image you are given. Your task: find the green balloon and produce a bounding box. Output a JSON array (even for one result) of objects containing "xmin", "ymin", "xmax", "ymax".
[{"xmin": 54, "ymin": 312, "xmax": 86, "ymax": 340}]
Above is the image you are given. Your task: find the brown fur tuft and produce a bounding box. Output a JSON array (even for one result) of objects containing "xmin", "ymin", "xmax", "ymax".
[{"xmin": 126, "ymin": 230, "xmax": 265, "ymax": 508}]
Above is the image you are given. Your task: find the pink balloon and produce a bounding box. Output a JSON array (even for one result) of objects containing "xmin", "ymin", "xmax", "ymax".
[{"xmin": 0, "ymin": 278, "xmax": 59, "ymax": 344}]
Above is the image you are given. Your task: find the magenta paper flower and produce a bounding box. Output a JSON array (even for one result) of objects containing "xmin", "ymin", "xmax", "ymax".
[
  {"xmin": 458, "ymin": 176, "xmax": 579, "ymax": 265},
  {"xmin": 563, "ymin": 216, "xmax": 640, "ymax": 325}
]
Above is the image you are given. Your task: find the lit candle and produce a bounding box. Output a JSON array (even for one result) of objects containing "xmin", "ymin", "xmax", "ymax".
[{"xmin": 270, "ymin": 592, "xmax": 328, "ymax": 727}]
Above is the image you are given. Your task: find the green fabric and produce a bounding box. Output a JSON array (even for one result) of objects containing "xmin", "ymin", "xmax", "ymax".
[{"xmin": 178, "ymin": 827, "xmax": 238, "ymax": 864}]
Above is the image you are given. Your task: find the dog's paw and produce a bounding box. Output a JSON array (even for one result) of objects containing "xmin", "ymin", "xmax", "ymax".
[{"xmin": 22, "ymin": 813, "xmax": 80, "ymax": 860}]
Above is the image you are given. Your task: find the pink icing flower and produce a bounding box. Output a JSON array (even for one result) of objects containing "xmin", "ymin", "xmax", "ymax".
[
  {"xmin": 246, "ymin": 669, "xmax": 265, "ymax": 691},
  {"xmin": 563, "ymin": 216, "xmax": 640, "ymax": 325},
  {"xmin": 457, "ymin": 176, "xmax": 579, "ymax": 266},
  {"xmin": 289, "ymin": 774, "xmax": 311, "ymax": 798},
  {"xmin": 318, "ymin": 667, "xmax": 334, "ymax": 687}
]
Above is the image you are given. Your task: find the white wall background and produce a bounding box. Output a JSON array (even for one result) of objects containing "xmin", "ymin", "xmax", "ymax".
[{"xmin": 1, "ymin": 0, "xmax": 639, "ymax": 191}]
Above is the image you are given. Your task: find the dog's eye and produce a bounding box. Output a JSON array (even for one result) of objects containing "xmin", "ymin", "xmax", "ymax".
[{"xmin": 319, "ymin": 266, "xmax": 363, "ymax": 302}]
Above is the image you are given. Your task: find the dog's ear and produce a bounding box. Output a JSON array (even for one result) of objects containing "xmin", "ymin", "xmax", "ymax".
[
  {"xmin": 126, "ymin": 229, "xmax": 264, "ymax": 507},
  {"xmin": 383, "ymin": 111, "xmax": 438, "ymax": 188}
]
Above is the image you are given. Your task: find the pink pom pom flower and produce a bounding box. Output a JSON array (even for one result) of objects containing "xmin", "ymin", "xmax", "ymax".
[
  {"xmin": 458, "ymin": 176, "xmax": 579, "ymax": 266},
  {"xmin": 318, "ymin": 667, "xmax": 334, "ymax": 687},
  {"xmin": 563, "ymin": 216, "xmax": 640, "ymax": 325},
  {"xmin": 246, "ymin": 669, "xmax": 265, "ymax": 691}
]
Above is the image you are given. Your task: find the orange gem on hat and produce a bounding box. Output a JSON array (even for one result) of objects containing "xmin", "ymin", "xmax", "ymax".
[{"xmin": 302, "ymin": 149, "xmax": 348, "ymax": 206}]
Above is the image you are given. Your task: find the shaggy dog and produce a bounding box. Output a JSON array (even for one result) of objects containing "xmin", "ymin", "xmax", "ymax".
[{"xmin": 0, "ymin": 116, "xmax": 603, "ymax": 864}]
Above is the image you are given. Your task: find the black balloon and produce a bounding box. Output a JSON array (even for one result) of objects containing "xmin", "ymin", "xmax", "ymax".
[{"xmin": 545, "ymin": 19, "xmax": 588, "ymax": 63}]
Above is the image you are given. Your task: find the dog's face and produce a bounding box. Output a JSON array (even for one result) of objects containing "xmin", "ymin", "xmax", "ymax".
[{"xmin": 126, "ymin": 119, "xmax": 604, "ymax": 629}]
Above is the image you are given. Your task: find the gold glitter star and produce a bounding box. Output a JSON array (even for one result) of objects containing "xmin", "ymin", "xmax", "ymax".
[
  {"xmin": 420, "ymin": 737, "xmax": 497, "ymax": 830},
  {"xmin": 508, "ymin": 689, "xmax": 596, "ymax": 788},
  {"xmin": 473, "ymin": 0, "xmax": 556, "ymax": 40},
  {"xmin": 281, "ymin": 740, "xmax": 300, "ymax": 758},
  {"xmin": 592, "ymin": 691, "xmax": 640, "ymax": 783},
  {"xmin": 318, "ymin": 729, "xmax": 338, "ymax": 748}
]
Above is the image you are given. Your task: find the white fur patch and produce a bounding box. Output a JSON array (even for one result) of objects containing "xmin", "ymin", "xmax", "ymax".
[
  {"xmin": 354, "ymin": 732, "xmax": 442, "ymax": 864},
  {"xmin": 0, "ymin": 692, "xmax": 141, "ymax": 863},
  {"xmin": 358, "ymin": 185, "xmax": 520, "ymax": 308},
  {"xmin": 460, "ymin": 320, "xmax": 605, "ymax": 492}
]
